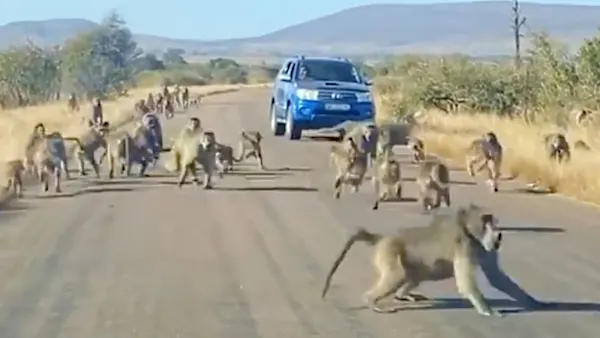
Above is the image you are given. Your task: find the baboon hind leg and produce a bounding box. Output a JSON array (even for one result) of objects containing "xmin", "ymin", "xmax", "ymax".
[
  {"xmin": 53, "ymin": 166, "xmax": 62, "ymax": 193},
  {"xmin": 334, "ymin": 175, "xmax": 343, "ymax": 199},
  {"xmin": 362, "ymin": 272, "xmax": 408, "ymax": 313},
  {"xmin": 372, "ymin": 180, "xmax": 382, "ymax": 210},
  {"xmin": 454, "ymin": 256, "xmax": 502, "ymax": 317},
  {"xmin": 61, "ymin": 159, "xmax": 71, "ymax": 180}
]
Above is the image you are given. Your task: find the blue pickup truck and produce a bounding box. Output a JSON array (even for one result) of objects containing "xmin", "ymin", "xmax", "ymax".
[{"xmin": 269, "ymin": 55, "xmax": 375, "ymax": 140}]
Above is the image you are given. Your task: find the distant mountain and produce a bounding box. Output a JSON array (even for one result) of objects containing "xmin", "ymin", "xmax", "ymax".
[{"xmin": 1, "ymin": 2, "xmax": 600, "ymax": 57}]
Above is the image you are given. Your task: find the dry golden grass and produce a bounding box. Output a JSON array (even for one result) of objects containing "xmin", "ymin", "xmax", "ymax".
[
  {"xmin": 0, "ymin": 83, "xmax": 269, "ymax": 194},
  {"xmin": 391, "ymin": 108, "xmax": 600, "ymax": 205}
]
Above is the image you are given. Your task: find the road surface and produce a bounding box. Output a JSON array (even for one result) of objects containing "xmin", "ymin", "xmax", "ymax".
[{"xmin": 0, "ymin": 88, "xmax": 598, "ymax": 338}]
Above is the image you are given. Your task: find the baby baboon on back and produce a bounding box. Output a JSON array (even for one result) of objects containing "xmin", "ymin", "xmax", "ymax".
[
  {"xmin": 465, "ymin": 132, "xmax": 503, "ymax": 192},
  {"xmin": 322, "ymin": 204, "xmax": 504, "ymax": 317},
  {"xmin": 416, "ymin": 159, "xmax": 451, "ymax": 212},
  {"xmin": 330, "ymin": 138, "xmax": 368, "ymax": 199},
  {"xmin": 236, "ymin": 131, "xmax": 265, "ymax": 170},
  {"xmin": 407, "ymin": 137, "xmax": 425, "ymax": 163},
  {"xmin": 573, "ymin": 139, "xmax": 591, "ymax": 151},
  {"xmin": 544, "ymin": 133, "xmax": 571, "ymax": 163},
  {"xmin": 371, "ymin": 150, "xmax": 402, "ymax": 210}
]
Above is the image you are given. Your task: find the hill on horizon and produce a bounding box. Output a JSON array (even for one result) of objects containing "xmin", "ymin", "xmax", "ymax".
[{"xmin": 1, "ymin": 1, "xmax": 600, "ymax": 57}]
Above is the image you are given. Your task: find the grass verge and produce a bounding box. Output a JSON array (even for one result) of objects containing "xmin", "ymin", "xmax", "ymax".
[{"xmin": 395, "ymin": 109, "xmax": 600, "ymax": 206}]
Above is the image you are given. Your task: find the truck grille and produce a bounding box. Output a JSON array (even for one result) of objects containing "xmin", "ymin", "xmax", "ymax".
[{"xmin": 318, "ymin": 90, "xmax": 357, "ymax": 102}]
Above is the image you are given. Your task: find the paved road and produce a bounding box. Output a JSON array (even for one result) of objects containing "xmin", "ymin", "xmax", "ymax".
[{"xmin": 0, "ymin": 88, "xmax": 599, "ymax": 338}]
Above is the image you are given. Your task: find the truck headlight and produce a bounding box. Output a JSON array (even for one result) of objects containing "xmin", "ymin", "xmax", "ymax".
[
  {"xmin": 356, "ymin": 92, "xmax": 372, "ymax": 102},
  {"xmin": 296, "ymin": 89, "xmax": 319, "ymax": 101}
]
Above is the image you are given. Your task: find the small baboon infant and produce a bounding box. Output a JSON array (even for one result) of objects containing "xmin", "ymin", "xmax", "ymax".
[
  {"xmin": 371, "ymin": 150, "xmax": 402, "ymax": 210},
  {"xmin": 407, "ymin": 137, "xmax": 425, "ymax": 163},
  {"xmin": 5, "ymin": 159, "xmax": 25, "ymax": 198}
]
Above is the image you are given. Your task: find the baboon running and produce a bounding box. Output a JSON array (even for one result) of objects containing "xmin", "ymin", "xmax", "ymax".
[
  {"xmin": 416, "ymin": 159, "xmax": 451, "ymax": 211},
  {"xmin": 371, "ymin": 150, "xmax": 402, "ymax": 210},
  {"xmin": 321, "ymin": 204, "xmax": 504, "ymax": 317},
  {"xmin": 466, "ymin": 131, "xmax": 503, "ymax": 192},
  {"xmin": 236, "ymin": 131, "xmax": 265, "ymax": 170},
  {"xmin": 330, "ymin": 138, "xmax": 368, "ymax": 199},
  {"xmin": 544, "ymin": 133, "xmax": 571, "ymax": 163},
  {"xmin": 72, "ymin": 121, "xmax": 111, "ymax": 178}
]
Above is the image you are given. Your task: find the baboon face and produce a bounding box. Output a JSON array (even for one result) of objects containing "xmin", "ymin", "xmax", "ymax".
[
  {"xmin": 34, "ymin": 123, "xmax": 46, "ymax": 137},
  {"xmin": 188, "ymin": 118, "xmax": 201, "ymax": 131},
  {"xmin": 460, "ymin": 204, "xmax": 502, "ymax": 252},
  {"xmin": 202, "ymin": 131, "xmax": 216, "ymax": 148},
  {"xmin": 484, "ymin": 132, "xmax": 498, "ymax": 145}
]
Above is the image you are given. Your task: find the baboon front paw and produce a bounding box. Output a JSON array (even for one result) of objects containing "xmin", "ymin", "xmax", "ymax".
[{"xmin": 479, "ymin": 309, "xmax": 504, "ymax": 317}]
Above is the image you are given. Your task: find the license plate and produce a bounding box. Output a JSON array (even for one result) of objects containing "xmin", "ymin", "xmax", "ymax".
[{"xmin": 325, "ymin": 103, "xmax": 350, "ymax": 111}]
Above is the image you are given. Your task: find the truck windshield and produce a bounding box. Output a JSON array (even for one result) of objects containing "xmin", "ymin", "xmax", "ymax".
[{"xmin": 297, "ymin": 60, "xmax": 362, "ymax": 83}]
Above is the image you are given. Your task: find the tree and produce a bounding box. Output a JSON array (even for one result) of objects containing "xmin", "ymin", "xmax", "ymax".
[
  {"xmin": 163, "ymin": 48, "xmax": 187, "ymax": 65},
  {"xmin": 511, "ymin": 0, "xmax": 527, "ymax": 69},
  {"xmin": 61, "ymin": 11, "xmax": 140, "ymax": 99}
]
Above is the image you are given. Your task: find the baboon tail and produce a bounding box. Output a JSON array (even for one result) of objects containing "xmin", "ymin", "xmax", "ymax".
[
  {"xmin": 62, "ymin": 137, "xmax": 84, "ymax": 151},
  {"xmin": 432, "ymin": 163, "xmax": 450, "ymax": 189},
  {"xmin": 321, "ymin": 228, "xmax": 381, "ymax": 299}
]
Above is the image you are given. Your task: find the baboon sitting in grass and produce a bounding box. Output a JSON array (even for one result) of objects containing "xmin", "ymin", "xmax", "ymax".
[
  {"xmin": 321, "ymin": 204, "xmax": 504, "ymax": 317},
  {"xmin": 544, "ymin": 133, "xmax": 571, "ymax": 163}
]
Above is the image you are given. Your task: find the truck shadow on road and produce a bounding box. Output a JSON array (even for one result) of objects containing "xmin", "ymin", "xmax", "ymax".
[{"xmin": 214, "ymin": 186, "xmax": 318, "ymax": 192}]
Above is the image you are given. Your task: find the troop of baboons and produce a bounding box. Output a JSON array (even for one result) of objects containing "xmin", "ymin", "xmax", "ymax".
[{"xmin": 5, "ymin": 88, "xmax": 568, "ymax": 319}]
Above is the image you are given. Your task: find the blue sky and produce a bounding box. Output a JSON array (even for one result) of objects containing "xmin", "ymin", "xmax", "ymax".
[{"xmin": 0, "ymin": 0, "xmax": 598, "ymax": 40}]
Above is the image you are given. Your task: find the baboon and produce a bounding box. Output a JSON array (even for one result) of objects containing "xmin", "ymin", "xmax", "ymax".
[
  {"xmin": 189, "ymin": 94, "xmax": 202, "ymax": 107},
  {"xmin": 155, "ymin": 93, "xmax": 164, "ymax": 114},
  {"xmin": 164, "ymin": 97, "xmax": 175, "ymax": 119},
  {"xmin": 173, "ymin": 85, "xmax": 182, "ymax": 108},
  {"xmin": 331, "ymin": 138, "xmax": 368, "ymax": 199},
  {"xmin": 342, "ymin": 123, "xmax": 378, "ymax": 166},
  {"xmin": 544, "ymin": 133, "xmax": 571, "ymax": 163},
  {"xmin": 371, "ymin": 150, "xmax": 402, "ymax": 210},
  {"xmin": 24, "ymin": 124, "xmax": 74, "ymax": 180},
  {"xmin": 141, "ymin": 112, "xmax": 164, "ymax": 154},
  {"xmin": 321, "ymin": 204, "xmax": 504, "ymax": 317},
  {"xmin": 416, "ymin": 159, "xmax": 451, "ymax": 212},
  {"xmin": 72, "ymin": 122, "xmax": 111, "ymax": 178},
  {"xmin": 407, "ymin": 137, "xmax": 425, "ymax": 163},
  {"xmin": 573, "ymin": 139, "xmax": 591, "ymax": 151},
  {"xmin": 377, "ymin": 123, "xmax": 412, "ymax": 156},
  {"xmin": 182, "ymin": 87, "xmax": 190, "ymax": 109},
  {"xmin": 168, "ymin": 118, "xmax": 215, "ymax": 189},
  {"xmin": 31, "ymin": 131, "xmax": 82, "ymax": 193},
  {"xmin": 67, "ymin": 93, "xmax": 79, "ymax": 112},
  {"xmin": 465, "ymin": 132, "xmax": 503, "ymax": 192},
  {"xmin": 134, "ymin": 99, "xmax": 150, "ymax": 115},
  {"xmin": 108, "ymin": 133, "xmax": 155, "ymax": 178},
  {"xmin": 236, "ymin": 131, "xmax": 265, "ymax": 170},
  {"xmin": 5, "ymin": 159, "xmax": 25, "ymax": 198},
  {"xmin": 214, "ymin": 141, "xmax": 235, "ymax": 174},
  {"xmin": 24, "ymin": 123, "xmax": 48, "ymax": 176},
  {"xmin": 147, "ymin": 93, "xmax": 156, "ymax": 112}
]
